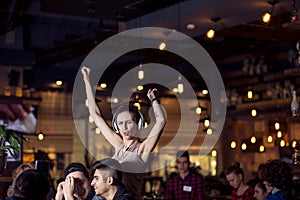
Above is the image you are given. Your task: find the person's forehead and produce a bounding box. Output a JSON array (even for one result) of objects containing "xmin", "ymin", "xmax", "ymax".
[
  {"xmin": 226, "ymin": 173, "xmax": 236, "ymax": 179},
  {"xmin": 177, "ymin": 157, "xmax": 188, "ymax": 162},
  {"xmin": 67, "ymin": 171, "xmax": 87, "ymax": 180},
  {"xmin": 117, "ymin": 111, "xmax": 133, "ymax": 120}
]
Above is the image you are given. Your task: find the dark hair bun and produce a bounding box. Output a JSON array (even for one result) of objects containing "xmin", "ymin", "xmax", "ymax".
[{"xmin": 233, "ymin": 162, "xmax": 240, "ymax": 168}]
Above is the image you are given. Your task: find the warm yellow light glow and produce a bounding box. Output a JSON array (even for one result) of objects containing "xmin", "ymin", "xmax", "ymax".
[
  {"xmin": 248, "ymin": 90, "xmax": 253, "ymax": 99},
  {"xmin": 56, "ymin": 80, "xmax": 63, "ymax": 86},
  {"xmin": 206, "ymin": 28, "xmax": 215, "ymax": 39},
  {"xmin": 259, "ymin": 145, "xmax": 265, "ymax": 152},
  {"xmin": 262, "ymin": 12, "xmax": 271, "ymax": 24},
  {"xmin": 95, "ymin": 128, "xmax": 101, "ymax": 134},
  {"xmin": 196, "ymin": 107, "xmax": 201, "ymax": 115},
  {"xmin": 38, "ymin": 133, "xmax": 44, "ymax": 141},
  {"xmin": 292, "ymin": 140, "xmax": 297, "ymax": 148},
  {"xmin": 204, "ymin": 119, "xmax": 210, "ymax": 128},
  {"xmin": 251, "ymin": 136, "xmax": 256, "ymax": 143},
  {"xmin": 89, "ymin": 115, "xmax": 94, "ymax": 123},
  {"xmin": 186, "ymin": 23, "xmax": 196, "ymax": 30},
  {"xmin": 211, "ymin": 149, "xmax": 217, "ymax": 157},
  {"xmin": 159, "ymin": 42, "xmax": 166, "ymax": 50},
  {"xmin": 267, "ymin": 135, "xmax": 273, "ymax": 143},
  {"xmin": 178, "ymin": 83, "xmax": 184, "ymax": 94},
  {"xmin": 280, "ymin": 139, "xmax": 286, "ymax": 147},
  {"xmin": 231, "ymin": 141, "xmax": 237, "ymax": 149},
  {"xmin": 211, "ymin": 160, "xmax": 217, "ymax": 166},
  {"xmin": 251, "ymin": 109, "xmax": 257, "ymax": 117},
  {"xmin": 138, "ymin": 70, "xmax": 144, "ymax": 80},
  {"xmin": 207, "ymin": 128, "xmax": 213, "ymax": 135},
  {"xmin": 241, "ymin": 143, "xmax": 247, "ymax": 150},
  {"xmin": 277, "ymin": 130, "xmax": 282, "ymax": 138},
  {"xmin": 202, "ymin": 90, "xmax": 209, "ymax": 95},
  {"xmin": 173, "ymin": 87, "xmax": 179, "ymax": 93},
  {"xmin": 137, "ymin": 85, "xmax": 143, "ymax": 91},
  {"xmin": 133, "ymin": 102, "xmax": 141, "ymax": 110},
  {"xmin": 275, "ymin": 122, "xmax": 280, "ymax": 130},
  {"xmin": 144, "ymin": 122, "xmax": 148, "ymax": 128},
  {"xmin": 100, "ymin": 83, "xmax": 107, "ymax": 89}
]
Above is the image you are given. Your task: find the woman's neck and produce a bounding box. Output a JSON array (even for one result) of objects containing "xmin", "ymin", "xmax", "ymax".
[
  {"xmin": 123, "ymin": 138, "xmax": 139, "ymax": 149},
  {"xmin": 237, "ymin": 182, "xmax": 248, "ymax": 195}
]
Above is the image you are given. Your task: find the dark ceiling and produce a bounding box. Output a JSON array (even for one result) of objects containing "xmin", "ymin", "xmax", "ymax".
[{"xmin": 1, "ymin": 0, "xmax": 300, "ymax": 119}]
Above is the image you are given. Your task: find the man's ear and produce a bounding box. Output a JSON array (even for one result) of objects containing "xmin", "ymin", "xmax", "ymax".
[{"xmin": 107, "ymin": 176, "xmax": 113, "ymax": 185}]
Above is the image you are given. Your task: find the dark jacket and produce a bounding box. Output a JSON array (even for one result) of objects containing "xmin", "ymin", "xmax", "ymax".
[
  {"xmin": 266, "ymin": 190, "xmax": 290, "ymax": 200},
  {"xmin": 113, "ymin": 183, "xmax": 133, "ymax": 200}
]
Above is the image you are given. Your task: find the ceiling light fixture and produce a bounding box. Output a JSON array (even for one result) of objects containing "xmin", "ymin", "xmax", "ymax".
[
  {"xmin": 261, "ymin": 0, "xmax": 279, "ymax": 24},
  {"xmin": 186, "ymin": 23, "xmax": 196, "ymax": 30},
  {"xmin": 159, "ymin": 41, "xmax": 166, "ymax": 50},
  {"xmin": 138, "ymin": 64, "xmax": 144, "ymax": 80},
  {"xmin": 206, "ymin": 17, "xmax": 220, "ymax": 39}
]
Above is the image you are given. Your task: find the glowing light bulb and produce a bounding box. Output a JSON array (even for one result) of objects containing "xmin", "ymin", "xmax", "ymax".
[
  {"xmin": 159, "ymin": 42, "xmax": 166, "ymax": 50},
  {"xmin": 211, "ymin": 150, "xmax": 217, "ymax": 157},
  {"xmin": 277, "ymin": 130, "xmax": 282, "ymax": 138},
  {"xmin": 251, "ymin": 136, "xmax": 256, "ymax": 143},
  {"xmin": 144, "ymin": 122, "xmax": 148, "ymax": 128},
  {"xmin": 280, "ymin": 139, "xmax": 286, "ymax": 147},
  {"xmin": 275, "ymin": 122, "xmax": 280, "ymax": 130},
  {"xmin": 292, "ymin": 140, "xmax": 297, "ymax": 148},
  {"xmin": 206, "ymin": 28, "xmax": 215, "ymax": 39},
  {"xmin": 231, "ymin": 141, "xmax": 237, "ymax": 149},
  {"xmin": 38, "ymin": 133, "xmax": 44, "ymax": 141},
  {"xmin": 138, "ymin": 70, "xmax": 144, "ymax": 80},
  {"xmin": 100, "ymin": 83, "xmax": 107, "ymax": 89},
  {"xmin": 248, "ymin": 90, "xmax": 253, "ymax": 99},
  {"xmin": 206, "ymin": 128, "xmax": 212, "ymax": 135},
  {"xmin": 95, "ymin": 128, "xmax": 101, "ymax": 134},
  {"xmin": 202, "ymin": 90, "xmax": 208, "ymax": 95},
  {"xmin": 178, "ymin": 83, "xmax": 184, "ymax": 94},
  {"xmin": 262, "ymin": 12, "xmax": 271, "ymax": 24},
  {"xmin": 196, "ymin": 107, "xmax": 201, "ymax": 115},
  {"xmin": 56, "ymin": 80, "xmax": 63, "ymax": 86},
  {"xmin": 241, "ymin": 143, "xmax": 247, "ymax": 150},
  {"xmin": 259, "ymin": 145, "xmax": 265, "ymax": 152},
  {"xmin": 251, "ymin": 109, "xmax": 257, "ymax": 117},
  {"xmin": 204, "ymin": 119, "xmax": 210, "ymax": 128},
  {"xmin": 267, "ymin": 135, "xmax": 273, "ymax": 143},
  {"xmin": 137, "ymin": 85, "xmax": 143, "ymax": 91}
]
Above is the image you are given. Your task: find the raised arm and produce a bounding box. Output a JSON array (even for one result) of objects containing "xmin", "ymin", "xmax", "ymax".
[
  {"xmin": 81, "ymin": 66, "xmax": 122, "ymax": 149},
  {"xmin": 139, "ymin": 88, "xmax": 166, "ymax": 160}
]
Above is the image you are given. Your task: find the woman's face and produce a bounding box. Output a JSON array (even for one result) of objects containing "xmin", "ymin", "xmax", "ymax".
[
  {"xmin": 116, "ymin": 111, "xmax": 138, "ymax": 139},
  {"xmin": 254, "ymin": 184, "xmax": 267, "ymax": 200},
  {"xmin": 226, "ymin": 172, "xmax": 242, "ymax": 189}
]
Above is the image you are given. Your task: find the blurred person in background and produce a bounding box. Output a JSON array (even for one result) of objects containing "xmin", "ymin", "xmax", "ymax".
[
  {"xmin": 166, "ymin": 150, "xmax": 205, "ymax": 200},
  {"xmin": 225, "ymin": 162, "xmax": 255, "ymax": 200},
  {"xmin": 5, "ymin": 169, "xmax": 50, "ymax": 200},
  {"xmin": 261, "ymin": 160, "xmax": 293, "ymax": 200},
  {"xmin": 254, "ymin": 182, "xmax": 267, "ymax": 200}
]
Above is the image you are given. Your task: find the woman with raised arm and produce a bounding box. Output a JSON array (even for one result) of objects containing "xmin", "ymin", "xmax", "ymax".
[{"xmin": 81, "ymin": 66, "xmax": 166, "ymax": 200}]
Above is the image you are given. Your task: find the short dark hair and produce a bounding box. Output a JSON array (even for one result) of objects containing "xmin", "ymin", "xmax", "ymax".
[
  {"xmin": 91, "ymin": 158, "xmax": 122, "ymax": 185},
  {"xmin": 225, "ymin": 162, "xmax": 244, "ymax": 180},
  {"xmin": 64, "ymin": 162, "xmax": 90, "ymax": 179},
  {"xmin": 176, "ymin": 150, "xmax": 190, "ymax": 162},
  {"xmin": 256, "ymin": 182, "xmax": 267, "ymax": 193},
  {"xmin": 13, "ymin": 169, "xmax": 50, "ymax": 200}
]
